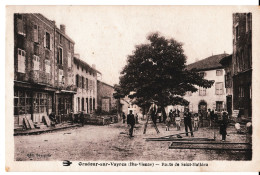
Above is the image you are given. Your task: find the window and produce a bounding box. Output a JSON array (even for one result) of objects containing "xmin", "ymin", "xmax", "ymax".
[
  {"xmin": 14, "ymin": 90, "xmax": 32, "ymax": 115},
  {"xmin": 199, "ymin": 86, "xmax": 206, "ymax": 96},
  {"xmin": 82, "ymin": 76, "xmax": 85, "ymax": 89},
  {"xmin": 57, "ymin": 47, "xmax": 63, "ymax": 64},
  {"xmin": 235, "ymin": 25, "xmax": 239, "ymax": 41},
  {"xmin": 68, "ymin": 41, "xmax": 71, "ymax": 50},
  {"xmin": 33, "ymin": 55, "xmax": 40, "ymax": 71},
  {"xmin": 93, "ymin": 98, "xmax": 95, "ymax": 110},
  {"xmin": 33, "ymin": 24, "xmax": 39, "ymax": 43},
  {"xmin": 45, "ymin": 60, "xmax": 50, "ymax": 74},
  {"xmin": 216, "ymin": 69, "xmax": 223, "ymax": 76},
  {"xmin": 89, "ymin": 79, "xmax": 93, "ymax": 90},
  {"xmin": 59, "ymin": 69, "xmax": 64, "ymax": 85},
  {"xmin": 34, "ymin": 44, "xmax": 39, "ymax": 55},
  {"xmin": 17, "ymin": 14, "xmax": 25, "ymax": 36},
  {"xmin": 216, "ymin": 101, "xmax": 223, "ymax": 112},
  {"xmin": 248, "ymin": 45, "xmax": 252, "ymax": 68},
  {"xmin": 81, "ymin": 98, "xmax": 84, "ymax": 111},
  {"xmin": 67, "ymin": 52, "xmax": 71, "ymax": 68},
  {"xmin": 76, "ymin": 74, "xmax": 79, "ymax": 87},
  {"xmin": 90, "ymin": 98, "xmax": 93, "ymax": 111},
  {"xmin": 17, "ymin": 48, "xmax": 25, "ymax": 73},
  {"xmin": 86, "ymin": 98, "xmax": 88, "ymax": 113},
  {"xmin": 77, "ymin": 97, "xmax": 80, "ymax": 112},
  {"xmin": 86, "ymin": 78, "xmax": 88, "ymax": 90},
  {"xmin": 239, "ymin": 86, "xmax": 244, "ymax": 98},
  {"xmin": 44, "ymin": 32, "xmax": 51, "ymax": 49},
  {"xmin": 59, "ymin": 34, "xmax": 62, "ymax": 44},
  {"xmin": 215, "ymin": 82, "xmax": 223, "ymax": 95}
]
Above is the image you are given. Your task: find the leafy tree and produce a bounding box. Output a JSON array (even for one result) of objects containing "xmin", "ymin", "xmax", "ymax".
[{"xmin": 114, "ymin": 32, "xmax": 214, "ymax": 118}]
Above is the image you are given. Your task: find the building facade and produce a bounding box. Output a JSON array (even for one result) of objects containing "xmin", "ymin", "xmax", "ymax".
[
  {"xmin": 232, "ymin": 13, "xmax": 252, "ymax": 119},
  {"xmin": 73, "ymin": 55, "xmax": 100, "ymax": 114},
  {"xmin": 184, "ymin": 54, "xmax": 228, "ymax": 113},
  {"xmin": 97, "ymin": 80, "xmax": 117, "ymax": 113},
  {"xmin": 14, "ymin": 13, "xmax": 76, "ymax": 130},
  {"xmin": 219, "ymin": 54, "xmax": 233, "ymax": 115},
  {"xmin": 54, "ymin": 23, "xmax": 76, "ymax": 120}
]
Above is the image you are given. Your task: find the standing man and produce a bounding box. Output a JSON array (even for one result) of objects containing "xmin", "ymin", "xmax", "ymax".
[
  {"xmin": 149, "ymin": 102, "xmax": 157, "ymax": 125},
  {"xmin": 184, "ymin": 108, "xmax": 194, "ymax": 137},
  {"xmin": 127, "ymin": 110, "xmax": 136, "ymax": 137},
  {"xmin": 169, "ymin": 109, "xmax": 174, "ymax": 126},
  {"xmin": 80, "ymin": 111, "xmax": 85, "ymax": 127}
]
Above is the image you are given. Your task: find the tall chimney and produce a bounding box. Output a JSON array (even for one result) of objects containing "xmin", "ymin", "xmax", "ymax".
[{"xmin": 60, "ymin": 24, "xmax": 66, "ymax": 33}]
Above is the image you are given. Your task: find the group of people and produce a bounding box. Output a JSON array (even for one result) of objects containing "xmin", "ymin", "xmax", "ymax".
[{"xmin": 48, "ymin": 111, "xmax": 86, "ymax": 127}]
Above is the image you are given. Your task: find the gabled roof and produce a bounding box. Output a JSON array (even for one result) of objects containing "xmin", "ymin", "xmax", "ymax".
[
  {"xmin": 186, "ymin": 53, "xmax": 229, "ymax": 71},
  {"xmin": 219, "ymin": 54, "xmax": 232, "ymax": 66},
  {"xmin": 74, "ymin": 57, "xmax": 101, "ymax": 74}
]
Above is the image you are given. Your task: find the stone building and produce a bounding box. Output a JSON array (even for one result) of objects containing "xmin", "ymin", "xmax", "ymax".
[
  {"xmin": 14, "ymin": 13, "xmax": 76, "ymax": 130},
  {"xmin": 54, "ymin": 23, "xmax": 76, "ymax": 120},
  {"xmin": 183, "ymin": 54, "xmax": 228, "ymax": 113},
  {"xmin": 232, "ymin": 13, "xmax": 252, "ymax": 119},
  {"xmin": 97, "ymin": 80, "xmax": 117, "ymax": 113},
  {"xmin": 73, "ymin": 54, "xmax": 100, "ymax": 114}
]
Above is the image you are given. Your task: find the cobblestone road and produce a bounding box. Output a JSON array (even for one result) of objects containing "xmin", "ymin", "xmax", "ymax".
[{"xmin": 14, "ymin": 119, "xmax": 252, "ymax": 161}]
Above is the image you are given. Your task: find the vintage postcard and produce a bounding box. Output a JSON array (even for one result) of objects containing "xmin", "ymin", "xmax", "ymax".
[{"xmin": 5, "ymin": 5, "xmax": 260, "ymax": 171}]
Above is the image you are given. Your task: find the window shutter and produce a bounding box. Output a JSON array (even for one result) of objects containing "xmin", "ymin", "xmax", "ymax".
[
  {"xmin": 50, "ymin": 34, "xmax": 53, "ymax": 51},
  {"xmin": 43, "ymin": 32, "xmax": 46, "ymax": 48}
]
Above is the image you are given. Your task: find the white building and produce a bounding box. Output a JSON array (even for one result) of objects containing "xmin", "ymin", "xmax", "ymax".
[
  {"xmin": 184, "ymin": 54, "xmax": 228, "ymax": 113},
  {"xmin": 167, "ymin": 54, "xmax": 229, "ymax": 114},
  {"xmin": 73, "ymin": 54, "xmax": 101, "ymax": 113}
]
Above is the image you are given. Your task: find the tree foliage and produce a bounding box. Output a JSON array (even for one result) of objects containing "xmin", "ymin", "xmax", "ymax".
[{"xmin": 114, "ymin": 32, "xmax": 214, "ymax": 109}]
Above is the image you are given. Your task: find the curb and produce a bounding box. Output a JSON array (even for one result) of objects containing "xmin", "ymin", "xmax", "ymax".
[{"xmin": 14, "ymin": 124, "xmax": 81, "ymax": 136}]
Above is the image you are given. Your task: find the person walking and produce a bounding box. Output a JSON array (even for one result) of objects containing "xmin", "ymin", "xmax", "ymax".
[
  {"xmin": 135, "ymin": 113, "xmax": 139, "ymax": 124},
  {"xmin": 122, "ymin": 112, "xmax": 126, "ymax": 124},
  {"xmin": 149, "ymin": 103, "xmax": 157, "ymax": 126},
  {"xmin": 169, "ymin": 109, "xmax": 174, "ymax": 126},
  {"xmin": 220, "ymin": 112, "xmax": 228, "ymax": 141},
  {"xmin": 184, "ymin": 108, "xmax": 194, "ymax": 137},
  {"xmin": 80, "ymin": 111, "xmax": 85, "ymax": 127},
  {"xmin": 127, "ymin": 110, "xmax": 136, "ymax": 137}
]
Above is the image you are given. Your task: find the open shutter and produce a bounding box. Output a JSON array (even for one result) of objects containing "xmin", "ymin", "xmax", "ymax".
[
  {"xmin": 43, "ymin": 32, "xmax": 46, "ymax": 48},
  {"xmin": 50, "ymin": 34, "xmax": 53, "ymax": 51}
]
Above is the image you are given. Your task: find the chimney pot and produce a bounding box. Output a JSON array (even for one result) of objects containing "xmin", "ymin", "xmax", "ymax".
[{"xmin": 60, "ymin": 24, "xmax": 66, "ymax": 33}]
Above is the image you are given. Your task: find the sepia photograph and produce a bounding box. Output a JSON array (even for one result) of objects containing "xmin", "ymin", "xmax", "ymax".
[{"xmin": 5, "ymin": 5, "xmax": 260, "ymax": 172}]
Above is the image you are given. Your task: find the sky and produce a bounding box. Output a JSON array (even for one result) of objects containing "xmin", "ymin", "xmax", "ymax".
[{"xmin": 29, "ymin": 6, "xmax": 247, "ymax": 86}]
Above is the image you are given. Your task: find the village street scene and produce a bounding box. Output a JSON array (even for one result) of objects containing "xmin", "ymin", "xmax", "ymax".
[{"xmin": 13, "ymin": 7, "xmax": 252, "ymax": 161}]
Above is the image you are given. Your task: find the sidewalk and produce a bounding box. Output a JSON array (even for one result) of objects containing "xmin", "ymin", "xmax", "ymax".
[{"xmin": 14, "ymin": 123, "xmax": 81, "ymax": 136}]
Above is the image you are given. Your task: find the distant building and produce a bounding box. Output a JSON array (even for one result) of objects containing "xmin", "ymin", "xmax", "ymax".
[
  {"xmin": 97, "ymin": 80, "xmax": 117, "ymax": 113},
  {"xmin": 184, "ymin": 54, "xmax": 228, "ymax": 113},
  {"xmin": 73, "ymin": 55, "xmax": 100, "ymax": 114}
]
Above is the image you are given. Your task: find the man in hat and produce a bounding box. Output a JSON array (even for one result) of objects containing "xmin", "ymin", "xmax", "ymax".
[
  {"xmin": 127, "ymin": 110, "xmax": 136, "ymax": 137},
  {"xmin": 184, "ymin": 107, "xmax": 194, "ymax": 137}
]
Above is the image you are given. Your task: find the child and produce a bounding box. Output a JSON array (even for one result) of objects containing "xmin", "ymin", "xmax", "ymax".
[
  {"xmin": 165, "ymin": 116, "xmax": 171, "ymax": 131},
  {"xmin": 193, "ymin": 113, "xmax": 199, "ymax": 131},
  {"xmin": 175, "ymin": 114, "xmax": 181, "ymax": 131}
]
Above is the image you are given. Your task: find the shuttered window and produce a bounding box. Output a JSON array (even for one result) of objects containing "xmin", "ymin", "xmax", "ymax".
[
  {"xmin": 33, "ymin": 55, "xmax": 40, "ymax": 71},
  {"xmin": 215, "ymin": 82, "xmax": 224, "ymax": 95},
  {"xmin": 17, "ymin": 48, "xmax": 26, "ymax": 73},
  {"xmin": 199, "ymin": 86, "xmax": 206, "ymax": 96},
  {"xmin": 45, "ymin": 60, "xmax": 50, "ymax": 74},
  {"xmin": 33, "ymin": 24, "xmax": 39, "ymax": 43}
]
